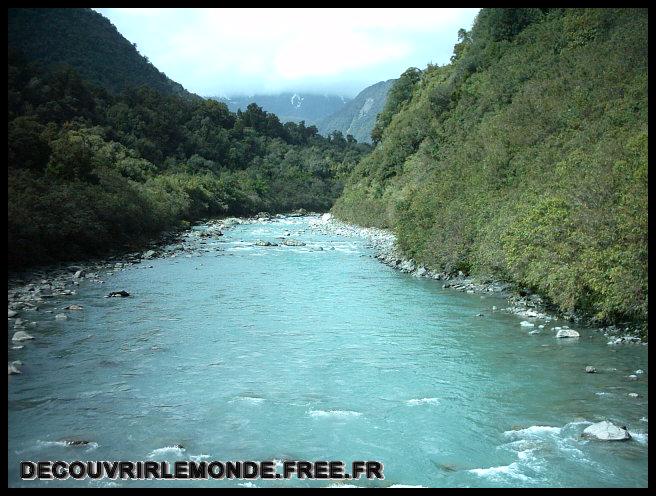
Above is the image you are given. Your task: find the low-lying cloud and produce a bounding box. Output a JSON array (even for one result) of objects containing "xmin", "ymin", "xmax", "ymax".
[{"xmin": 95, "ymin": 8, "xmax": 480, "ymax": 97}]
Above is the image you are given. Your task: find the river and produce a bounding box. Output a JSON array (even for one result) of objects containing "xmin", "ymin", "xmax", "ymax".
[{"xmin": 7, "ymin": 215, "xmax": 648, "ymax": 487}]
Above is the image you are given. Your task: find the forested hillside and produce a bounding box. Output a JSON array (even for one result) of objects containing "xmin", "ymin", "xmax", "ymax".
[
  {"xmin": 318, "ymin": 79, "xmax": 394, "ymax": 144},
  {"xmin": 8, "ymin": 8, "xmax": 196, "ymax": 99},
  {"xmin": 7, "ymin": 50, "xmax": 369, "ymax": 269},
  {"xmin": 333, "ymin": 8, "xmax": 648, "ymax": 328}
]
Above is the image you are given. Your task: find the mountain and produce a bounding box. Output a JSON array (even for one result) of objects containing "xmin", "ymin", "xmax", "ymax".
[
  {"xmin": 8, "ymin": 9, "xmax": 371, "ymax": 269},
  {"xmin": 333, "ymin": 8, "xmax": 647, "ymax": 329},
  {"xmin": 8, "ymin": 8, "xmax": 197, "ymax": 99},
  {"xmin": 318, "ymin": 79, "xmax": 395, "ymax": 144},
  {"xmin": 211, "ymin": 93, "xmax": 350, "ymax": 127}
]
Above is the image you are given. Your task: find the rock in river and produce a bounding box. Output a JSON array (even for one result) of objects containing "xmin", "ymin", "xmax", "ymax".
[
  {"xmin": 8, "ymin": 361, "xmax": 22, "ymax": 375},
  {"xmin": 585, "ymin": 366, "xmax": 597, "ymax": 373},
  {"xmin": 64, "ymin": 304, "xmax": 83, "ymax": 311},
  {"xmin": 222, "ymin": 217, "xmax": 242, "ymax": 228},
  {"xmin": 106, "ymin": 290, "xmax": 130, "ymax": 298},
  {"xmin": 582, "ymin": 421, "xmax": 631, "ymax": 441},
  {"xmin": 65, "ymin": 440, "xmax": 91, "ymax": 446},
  {"xmin": 254, "ymin": 240, "xmax": 278, "ymax": 247},
  {"xmin": 12, "ymin": 331, "xmax": 35, "ymax": 342},
  {"xmin": 282, "ymin": 239, "xmax": 306, "ymax": 247},
  {"xmin": 8, "ymin": 309, "xmax": 18, "ymax": 318},
  {"xmin": 55, "ymin": 313, "xmax": 68, "ymax": 320},
  {"xmin": 556, "ymin": 329, "xmax": 580, "ymax": 338}
]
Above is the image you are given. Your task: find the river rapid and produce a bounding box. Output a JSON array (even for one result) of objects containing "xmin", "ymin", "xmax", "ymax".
[{"xmin": 7, "ymin": 215, "xmax": 648, "ymax": 487}]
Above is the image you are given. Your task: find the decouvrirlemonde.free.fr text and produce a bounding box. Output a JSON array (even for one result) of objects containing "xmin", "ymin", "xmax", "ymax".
[{"xmin": 21, "ymin": 460, "xmax": 384, "ymax": 481}]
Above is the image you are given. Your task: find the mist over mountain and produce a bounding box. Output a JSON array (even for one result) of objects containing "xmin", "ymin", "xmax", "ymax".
[
  {"xmin": 212, "ymin": 80, "xmax": 394, "ymax": 144},
  {"xmin": 9, "ymin": 7, "xmax": 395, "ymax": 144},
  {"xmin": 318, "ymin": 79, "xmax": 395, "ymax": 144},
  {"xmin": 210, "ymin": 93, "xmax": 351, "ymax": 127}
]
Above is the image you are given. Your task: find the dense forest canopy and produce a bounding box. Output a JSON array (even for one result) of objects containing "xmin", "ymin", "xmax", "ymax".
[
  {"xmin": 333, "ymin": 8, "xmax": 648, "ymax": 330},
  {"xmin": 7, "ymin": 46, "xmax": 370, "ymax": 269}
]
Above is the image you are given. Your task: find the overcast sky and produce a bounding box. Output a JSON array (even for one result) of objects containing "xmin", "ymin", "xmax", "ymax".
[{"xmin": 95, "ymin": 8, "xmax": 480, "ymax": 98}]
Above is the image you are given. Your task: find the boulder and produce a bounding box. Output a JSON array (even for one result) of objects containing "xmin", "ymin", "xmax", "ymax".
[
  {"xmin": 107, "ymin": 290, "xmax": 130, "ymax": 298},
  {"xmin": 321, "ymin": 213, "xmax": 332, "ymax": 222},
  {"xmin": 582, "ymin": 421, "xmax": 631, "ymax": 441},
  {"xmin": 8, "ymin": 361, "xmax": 22, "ymax": 375},
  {"xmin": 399, "ymin": 260, "xmax": 416, "ymax": 273},
  {"xmin": 64, "ymin": 440, "xmax": 91, "ymax": 446},
  {"xmin": 55, "ymin": 313, "xmax": 68, "ymax": 320},
  {"xmin": 64, "ymin": 304, "xmax": 83, "ymax": 311},
  {"xmin": 8, "ymin": 309, "xmax": 17, "ymax": 318},
  {"xmin": 222, "ymin": 217, "xmax": 241, "ymax": 228},
  {"xmin": 73, "ymin": 269, "xmax": 85, "ymax": 279},
  {"xmin": 556, "ymin": 329, "xmax": 580, "ymax": 338},
  {"xmin": 282, "ymin": 239, "xmax": 306, "ymax": 247},
  {"xmin": 142, "ymin": 250, "xmax": 156, "ymax": 259},
  {"xmin": 585, "ymin": 366, "xmax": 597, "ymax": 373},
  {"xmin": 254, "ymin": 240, "xmax": 277, "ymax": 247},
  {"xmin": 12, "ymin": 331, "xmax": 35, "ymax": 342}
]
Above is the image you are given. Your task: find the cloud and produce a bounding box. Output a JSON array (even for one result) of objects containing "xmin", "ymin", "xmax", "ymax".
[{"xmin": 95, "ymin": 8, "xmax": 480, "ymax": 96}]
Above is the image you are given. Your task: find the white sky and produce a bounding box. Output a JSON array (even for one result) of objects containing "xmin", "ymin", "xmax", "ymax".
[{"xmin": 95, "ymin": 8, "xmax": 480, "ymax": 98}]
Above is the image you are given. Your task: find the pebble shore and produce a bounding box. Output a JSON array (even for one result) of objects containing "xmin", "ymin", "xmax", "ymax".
[
  {"xmin": 8, "ymin": 212, "xmax": 646, "ymax": 376},
  {"xmin": 312, "ymin": 215, "xmax": 647, "ymax": 346}
]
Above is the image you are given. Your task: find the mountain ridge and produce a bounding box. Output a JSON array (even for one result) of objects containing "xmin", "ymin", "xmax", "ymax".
[
  {"xmin": 8, "ymin": 8, "xmax": 199, "ymax": 100},
  {"xmin": 210, "ymin": 92, "xmax": 351, "ymax": 127},
  {"xmin": 318, "ymin": 79, "xmax": 395, "ymax": 144}
]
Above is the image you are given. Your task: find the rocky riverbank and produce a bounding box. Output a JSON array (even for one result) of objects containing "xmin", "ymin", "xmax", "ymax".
[
  {"xmin": 8, "ymin": 210, "xmax": 646, "ymax": 375},
  {"xmin": 7, "ymin": 210, "xmax": 316, "ymax": 361},
  {"xmin": 311, "ymin": 214, "xmax": 647, "ymax": 346}
]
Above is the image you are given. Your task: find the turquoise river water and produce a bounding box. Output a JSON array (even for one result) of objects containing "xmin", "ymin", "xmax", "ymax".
[{"xmin": 7, "ymin": 216, "xmax": 648, "ymax": 487}]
